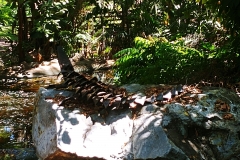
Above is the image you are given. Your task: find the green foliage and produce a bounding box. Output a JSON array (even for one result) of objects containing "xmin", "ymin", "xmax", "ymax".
[
  {"xmin": 0, "ymin": 129, "xmax": 10, "ymax": 144},
  {"xmin": 0, "ymin": 26, "xmax": 17, "ymax": 41},
  {"xmin": 0, "ymin": 1, "xmax": 16, "ymax": 26},
  {"xmin": 75, "ymin": 29, "xmax": 105, "ymax": 47},
  {"xmin": 0, "ymin": 0, "xmax": 239, "ymax": 78},
  {"xmin": 0, "ymin": 1, "xmax": 17, "ymax": 40},
  {"xmin": 114, "ymin": 36, "xmax": 208, "ymax": 84},
  {"xmin": 204, "ymin": 0, "xmax": 240, "ymax": 33},
  {"xmin": 115, "ymin": 32, "xmax": 240, "ymax": 85},
  {"xmin": 30, "ymin": 0, "xmax": 77, "ymax": 54},
  {"xmin": 0, "ymin": 153, "xmax": 13, "ymax": 160}
]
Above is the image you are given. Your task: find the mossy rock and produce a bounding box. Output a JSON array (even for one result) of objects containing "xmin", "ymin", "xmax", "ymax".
[{"xmin": 0, "ymin": 130, "xmax": 10, "ymax": 144}]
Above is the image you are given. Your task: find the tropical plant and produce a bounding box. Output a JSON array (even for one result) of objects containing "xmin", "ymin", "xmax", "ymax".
[
  {"xmin": 114, "ymin": 36, "xmax": 208, "ymax": 84},
  {"xmin": 0, "ymin": 0, "xmax": 17, "ymax": 41}
]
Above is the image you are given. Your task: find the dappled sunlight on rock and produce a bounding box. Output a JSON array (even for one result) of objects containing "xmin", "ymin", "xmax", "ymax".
[{"xmin": 32, "ymin": 85, "xmax": 240, "ymax": 159}]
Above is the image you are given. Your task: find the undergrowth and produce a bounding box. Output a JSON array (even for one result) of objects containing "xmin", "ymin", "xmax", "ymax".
[{"xmin": 114, "ymin": 36, "xmax": 240, "ymax": 85}]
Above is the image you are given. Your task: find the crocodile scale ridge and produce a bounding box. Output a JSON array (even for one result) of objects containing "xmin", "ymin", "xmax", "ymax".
[{"xmin": 47, "ymin": 46, "xmax": 184, "ymax": 116}]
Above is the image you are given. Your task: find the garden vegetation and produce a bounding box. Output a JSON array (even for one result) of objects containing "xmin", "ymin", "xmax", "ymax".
[{"xmin": 0, "ymin": 0, "xmax": 240, "ymax": 85}]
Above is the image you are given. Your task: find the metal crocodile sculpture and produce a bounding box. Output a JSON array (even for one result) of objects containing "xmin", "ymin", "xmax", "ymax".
[{"xmin": 47, "ymin": 46, "xmax": 184, "ymax": 117}]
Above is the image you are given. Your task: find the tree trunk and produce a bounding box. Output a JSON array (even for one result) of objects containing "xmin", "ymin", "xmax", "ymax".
[
  {"xmin": 121, "ymin": 0, "xmax": 133, "ymax": 48},
  {"xmin": 22, "ymin": 5, "xmax": 28, "ymax": 42},
  {"xmin": 72, "ymin": 0, "xmax": 84, "ymax": 30},
  {"xmin": 17, "ymin": 0, "xmax": 25, "ymax": 63}
]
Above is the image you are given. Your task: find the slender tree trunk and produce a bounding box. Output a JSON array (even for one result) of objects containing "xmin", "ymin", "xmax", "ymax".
[
  {"xmin": 17, "ymin": 0, "xmax": 25, "ymax": 63},
  {"xmin": 29, "ymin": 0, "xmax": 42, "ymax": 50},
  {"xmin": 72, "ymin": 0, "xmax": 84, "ymax": 29},
  {"xmin": 121, "ymin": 0, "xmax": 131, "ymax": 48},
  {"xmin": 22, "ymin": 5, "xmax": 28, "ymax": 41}
]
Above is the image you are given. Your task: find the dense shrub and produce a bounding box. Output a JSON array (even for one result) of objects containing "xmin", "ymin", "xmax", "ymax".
[
  {"xmin": 114, "ymin": 37, "xmax": 209, "ymax": 84},
  {"xmin": 114, "ymin": 34, "xmax": 240, "ymax": 85}
]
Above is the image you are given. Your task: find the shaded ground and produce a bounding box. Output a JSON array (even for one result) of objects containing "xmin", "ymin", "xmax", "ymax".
[
  {"xmin": 0, "ymin": 39, "xmax": 13, "ymax": 60},
  {"xmin": 0, "ymin": 40, "xmax": 10, "ymax": 51}
]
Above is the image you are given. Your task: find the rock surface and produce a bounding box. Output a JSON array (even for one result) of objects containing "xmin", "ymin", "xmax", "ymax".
[
  {"xmin": 16, "ymin": 55, "xmax": 113, "ymax": 78},
  {"xmin": 17, "ymin": 59, "xmax": 61, "ymax": 78},
  {"xmin": 32, "ymin": 85, "xmax": 240, "ymax": 160}
]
